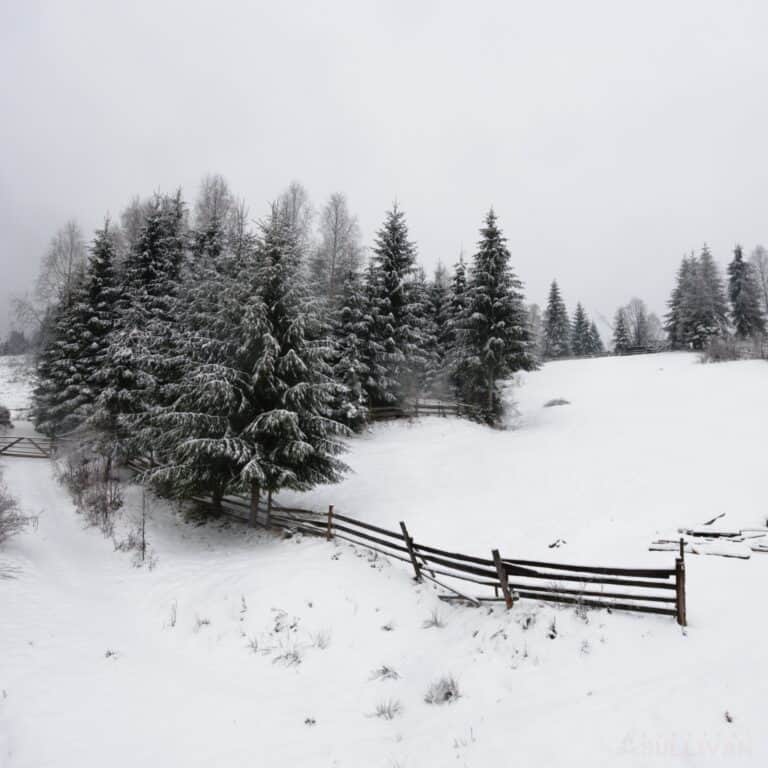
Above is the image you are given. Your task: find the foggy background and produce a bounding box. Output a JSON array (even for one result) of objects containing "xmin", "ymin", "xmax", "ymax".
[{"xmin": 2, "ymin": 0, "xmax": 768, "ymax": 337}]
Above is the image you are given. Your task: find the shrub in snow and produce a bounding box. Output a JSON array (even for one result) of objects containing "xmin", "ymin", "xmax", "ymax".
[
  {"xmin": 0, "ymin": 478, "xmax": 31, "ymax": 544},
  {"xmin": 424, "ymin": 676, "xmax": 460, "ymax": 705},
  {"xmin": 547, "ymin": 618, "xmax": 558, "ymax": 639},
  {"xmin": 422, "ymin": 608, "xmax": 445, "ymax": 629},
  {"xmin": 273, "ymin": 647, "xmax": 302, "ymax": 667},
  {"xmin": 311, "ymin": 630, "xmax": 331, "ymax": 650},
  {"xmin": 0, "ymin": 405, "xmax": 12, "ymax": 429},
  {"xmin": 372, "ymin": 699, "xmax": 403, "ymax": 720},
  {"xmin": 370, "ymin": 665, "xmax": 400, "ymax": 681},
  {"xmin": 700, "ymin": 335, "xmax": 739, "ymax": 363}
]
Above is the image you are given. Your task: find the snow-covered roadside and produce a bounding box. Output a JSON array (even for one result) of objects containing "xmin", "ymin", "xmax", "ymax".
[{"xmin": 1, "ymin": 353, "xmax": 767, "ymax": 767}]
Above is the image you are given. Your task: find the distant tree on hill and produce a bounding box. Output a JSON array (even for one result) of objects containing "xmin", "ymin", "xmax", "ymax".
[
  {"xmin": 453, "ymin": 209, "xmax": 534, "ymax": 423},
  {"xmin": 587, "ymin": 321, "xmax": 604, "ymax": 355},
  {"xmin": 0, "ymin": 330, "xmax": 31, "ymax": 356},
  {"xmin": 613, "ymin": 308, "xmax": 631, "ymax": 354},
  {"xmin": 570, "ymin": 302, "xmax": 591, "ymax": 356},
  {"xmin": 665, "ymin": 246, "xmax": 729, "ymax": 349},
  {"xmin": 542, "ymin": 280, "xmax": 570, "ymax": 358},
  {"xmin": 727, "ymin": 244, "xmax": 765, "ymax": 339}
]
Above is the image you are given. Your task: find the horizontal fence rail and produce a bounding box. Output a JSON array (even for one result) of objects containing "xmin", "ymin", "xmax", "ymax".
[{"xmin": 368, "ymin": 399, "xmax": 484, "ymax": 421}]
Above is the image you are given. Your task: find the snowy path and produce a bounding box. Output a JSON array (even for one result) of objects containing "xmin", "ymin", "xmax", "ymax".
[{"xmin": 2, "ymin": 353, "xmax": 768, "ymax": 766}]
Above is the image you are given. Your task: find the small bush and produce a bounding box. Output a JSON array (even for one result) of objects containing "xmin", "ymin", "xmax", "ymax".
[
  {"xmin": 0, "ymin": 405, "xmax": 12, "ymax": 429},
  {"xmin": 372, "ymin": 699, "xmax": 403, "ymax": 720},
  {"xmin": 370, "ymin": 665, "xmax": 400, "ymax": 681},
  {"xmin": 424, "ymin": 675, "xmax": 460, "ymax": 705},
  {"xmin": 544, "ymin": 398, "xmax": 570, "ymax": 408},
  {"xmin": 422, "ymin": 608, "xmax": 445, "ymax": 629},
  {"xmin": 273, "ymin": 648, "xmax": 302, "ymax": 666},
  {"xmin": 701, "ymin": 336, "xmax": 739, "ymax": 363},
  {"xmin": 0, "ymin": 478, "xmax": 32, "ymax": 544},
  {"xmin": 311, "ymin": 630, "xmax": 331, "ymax": 650},
  {"xmin": 547, "ymin": 618, "xmax": 558, "ymax": 639}
]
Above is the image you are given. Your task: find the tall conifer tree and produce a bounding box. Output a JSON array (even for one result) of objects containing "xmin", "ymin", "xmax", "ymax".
[
  {"xmin": 454, "ymin": 210, "xmax": 534, "ymax": 424},
  {"xmin": 727, "ymin": 244, "xmax": 765, "ymax": 338},
  {"xmin": 543, "ymin": 280, "xmax": 571, "ymax": 358}
]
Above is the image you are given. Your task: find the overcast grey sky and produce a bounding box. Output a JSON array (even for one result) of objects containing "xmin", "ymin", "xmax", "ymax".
[{"xmin": 2, "ymin": 0, "xmax": 768, "ymax": 336}]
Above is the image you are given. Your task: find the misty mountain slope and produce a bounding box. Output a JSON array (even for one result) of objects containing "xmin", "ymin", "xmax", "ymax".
[{"xmin": 1, "ymin": 352, "xmax": 766, "ymax": 767}]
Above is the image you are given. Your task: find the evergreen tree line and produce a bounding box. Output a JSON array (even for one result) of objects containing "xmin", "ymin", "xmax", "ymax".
[
  {"xmin": 665, "ymin": 244, "xmax": 766, "ymax": 349},
  {"xmin": 530, "ymin": 279, "xmax": 605, "ymax": 359},
  {"xmin": 31, "ymin": 178, "xmax": 535, "ymax": 513}
]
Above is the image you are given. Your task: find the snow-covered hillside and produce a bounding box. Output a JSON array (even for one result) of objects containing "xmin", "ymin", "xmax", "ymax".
[{"xmin": 1, "ymin": 353, "xmax": 766, "ymax": 767}]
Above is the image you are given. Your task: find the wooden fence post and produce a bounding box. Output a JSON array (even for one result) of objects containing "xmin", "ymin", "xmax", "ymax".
[
  {"xmin": 399, "ymin": 521, "xmax": 422, "ymax": 582},
  {"xmin": 675, "ymin": 537, "xmax": 687, "ymax": 627},
  {"xmin": 326, "ymin": 505, "xmax": 334, "ymax": 540},
  {"xmin": 492, "ymin": 549, "xmax": 514, "ymax": 609}
]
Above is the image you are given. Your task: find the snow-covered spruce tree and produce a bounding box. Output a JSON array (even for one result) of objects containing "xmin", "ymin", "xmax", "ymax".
[
  {"xmin": 71, "ymin": 221, "xmax": 125, "ymax": 469},
  {"xmin": 141, "ymin": 220, "xmax": 242, "ymax": 509},
  {"xmin": 369, "ymin": 204, "xmax": 426, "ymax": 406},
  {"xmin": 410, "ymin": 266, "xmax": 440, "ymax": 398},
  {"xmin": 93, "ymin": 192, "xmax": 188, "ymax": 462},
  {"xmin": 727, "ymin": 244, "xmax": 765, "ymax": 339},
  {"xmin": 612, "ymin": 308, "xmax": 631, "ymax": 354},
  {"xmin": 444, "ymin": 254, "xmax": 468, "ymax": 395},
  {"xmin": 588, "ymin": 320, "xmax": 604, "ymax": 355},
  {"xmin": 237, "ymin": 207, "xmax": 348, "ymax": 520},
  {"xmin": 542, "ymin": 280, "xmax": 571, "ymax": 358},
  {"xmin": 570, "ymin": 302, "xmax": 591, "ymax": 357},
  {"xmin": 358, "ymin": 261, "xmax": 394, "ymax": 408},
  {"xmin": 453, "ymin": 210, "xmax": 535, "ymax": 424},
  {"xmin": 32, "ymin": 224, "xmax": 121, "ymax": 438},
  {"xmin": 692, "ymin": 245, "xmax": 729, "ymax": 347},
  {"xmin": 150, "ymin": 206, "xmax": 348, "ymax": 520},
  {"xmin": 331, "ymin": 270, "xmax": 374, "ymax": 430},
  {"xmin": 425, "ymin": 263, "xmax": 452, "ymax": 397},
  {"xmin": 32, "ymin": 273, "xmax": 89, "ymax": 436},
  {"xmin": 665, "ymin": 255, "xmax": 697, "ymax": 347}
]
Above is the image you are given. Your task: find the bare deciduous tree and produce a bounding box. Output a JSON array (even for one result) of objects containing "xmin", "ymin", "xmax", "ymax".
[
  {"xmin": 278, "ymin": 181, "xmax": 314, "ymax": 255},
  {"xmin": 12, "ymin": 220, "xmax": 87, "ymax": 340},
  {"xmin": 194, "ymin": 173, "xmax": 234, "ymax": 230},
  {"xmin": 120, "ymin": 196, "xmax": 152, "ymax": 256},
  {"xmin": 622, "ymin": 297, "xmax": 650, "ymax": 347},
  {"xmin": 310, "ymin": 192, "xmax": 363, "ymax": 302},
  {"xmin": 228, "ymin": 197, "xmax": 253, "ymax": 259},
  {"xmin": 35, "ymin": 220, "xmax": 86, "ymax": 308}
]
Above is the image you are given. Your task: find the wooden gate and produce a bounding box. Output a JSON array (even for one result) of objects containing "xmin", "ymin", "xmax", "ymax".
[{"xmin": 0, "ymin": 436, "xmax": 55, "ymax": 459}]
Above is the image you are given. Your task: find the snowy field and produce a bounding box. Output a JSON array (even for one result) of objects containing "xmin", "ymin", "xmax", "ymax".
[{"xmin": 1, "ymin": 352, "xmax": 767, "ymax": 767}]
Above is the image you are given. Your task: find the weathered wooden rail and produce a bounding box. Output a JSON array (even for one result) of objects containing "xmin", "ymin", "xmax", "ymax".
[
  {"xmin": 369, "ymin": 400, "xmax": 483, "ymax": 421},
  {"xmin": 0, "ymin": 435, "xmax": 57, "ymax": 459}
]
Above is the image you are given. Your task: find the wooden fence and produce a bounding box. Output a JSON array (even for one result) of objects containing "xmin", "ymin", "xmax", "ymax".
[
  {"xmin": 369, "ymin": 400, "xmax": 482, "ymax": 421},
  {"xmin": 201, "ymin": 494, "xmax": 687, "ymax": 626}
]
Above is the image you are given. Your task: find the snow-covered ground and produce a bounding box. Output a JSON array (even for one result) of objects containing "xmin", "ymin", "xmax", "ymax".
[{"xmin": 1, "ymin": 352, "xmax": 766, "ymax": 767}]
